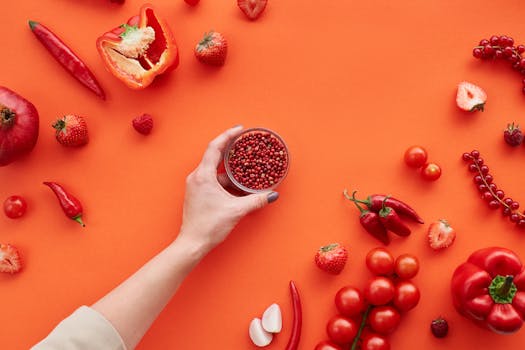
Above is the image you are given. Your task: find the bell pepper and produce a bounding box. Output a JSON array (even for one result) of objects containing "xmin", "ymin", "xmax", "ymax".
[
  {"xmin": 96, "ymin": 4, "xmax": 179, "ymax": 89},
  {"xmin": 451, "ymin": 247, "xmax": 525, "ymax": 334}
]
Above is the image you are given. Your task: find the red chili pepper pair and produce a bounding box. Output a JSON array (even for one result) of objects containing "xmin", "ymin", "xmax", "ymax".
[{"xmin": 343, "ymin": 190, "xmax": 423, "ymax": 244}]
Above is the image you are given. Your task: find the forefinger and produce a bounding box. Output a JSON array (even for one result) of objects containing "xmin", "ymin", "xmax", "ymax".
[{"xmin": 200, "ymin": 125, "xmax": 243, "ymax": 172}]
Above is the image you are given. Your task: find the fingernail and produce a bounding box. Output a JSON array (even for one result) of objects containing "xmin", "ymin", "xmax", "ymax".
[
  {"xmin": 232, "ymin": 124, "xmax": 243, "ymax": 129},
  {"xmin": 267, "ymin": 191, "xmax": 279, "ymax": 204}
]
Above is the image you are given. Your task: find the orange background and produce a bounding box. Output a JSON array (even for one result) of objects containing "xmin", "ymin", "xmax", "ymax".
[{"xmin": 2, "ymin": 0, "xmax": 525, "ymax": 349}]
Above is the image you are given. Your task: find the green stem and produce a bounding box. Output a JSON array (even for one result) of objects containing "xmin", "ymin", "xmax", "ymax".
[
  {"xmin": 343, "ymin": 189, "xmax": 366, "ymax": 214},
  {"xmin": 499, "ymin": 275, "xmax": 515, "ymax": 296},
  {"xmin": 351, "ymin": 305, "xmax": 372, "ymax": 350}
]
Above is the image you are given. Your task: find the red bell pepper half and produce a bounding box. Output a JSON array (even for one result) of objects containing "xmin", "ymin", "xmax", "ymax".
[
  {"xmin": 451, "ymin": 247, "xmax": 525, "ymax": 334},
  {"xmin": 96, "ymin": 4, "xmax": 179, "ymax": 89}
]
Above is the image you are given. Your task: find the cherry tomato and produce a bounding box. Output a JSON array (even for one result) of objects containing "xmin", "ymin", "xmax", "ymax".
[
  {"xmin": 326, "ymin": 315, "xmax": 358, "ymax": 345},
  {"xmin": 314, "ymin": 340, "xmax": 343, "ymax": 350},
  {"xmin": 366, "ymin": 248, "xmax": 395, "ymax": 276},
  {"xmin": 368, "ymin": 306, "xmax": 401, "ymax": 334},
  {"xmin": 404, "ymin": 146, "xmax": 428, "ymax": 168},
  {"xmin": 393, "ymin": 281, "xmax": 420, "ymax": 312},
  {"xmin": 421, "ymin": 163, "xmax": 441, "ymax": 181},
  {"xmin": 394, "ymin": 254, "xmax": 419, "ymax": 280},
  {"xmin": 364, "ymin": 276, "xmax": 395, "ymax": 306},
  {"xmin": 362, "ymin": 333, "xmax": 391, "ymax": 350},
  {"xmin": 335, "ymin": 286, "xmax": 365, "ymax": 317},
  {"xmin": 3, "ymin": 195, "xmax": 27, "ymax": 219}
]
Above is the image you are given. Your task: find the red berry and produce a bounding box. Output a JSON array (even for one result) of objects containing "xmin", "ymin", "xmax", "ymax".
[
  {"xmin": 495, "ymin": 190, "xmax": 505, "ymax": 199},
  {"xmin": 479, "ymin": 39, "xmax": 490, "ymax": 46},
  {"xmin": 490, "ymin": 35, "xmax": 500, "ymax": 45},
  {"xmin": 504, "ymin": 123, "xmax": 524, "ymax": 147},
  {"xmin": 132, "ymin": 114, "xmax": 154, "ymax": 135},
  {"xmin": 480, "ymin": 165, "xmax": 489, "ymax": 174},
  {"xmin": 473, "ymin": 48, "xmax": 483, "ymax": 58},
  {"xmin": 485, "ymin": 174, "xmax": 493, "ymax": 183},
  {"xmin": 468, "ymin": 164, "xmax": 478, "ymax": 172},
  {"xmin": 503, "ymin": 207, "xmax": 512, "ymax": 216},
  {"xmin": 510, "ymin": 213, "xmax": 520, "ymax": 222},
  {"xmin": 430, "ymin": 318, "xmax": 449, "ymax": 338},
  {"xmin": 488, "ymin": 200, "xmax": 501, "ymax": 209},
  {"xmin": 518, "ymin": 45, "xmax": 525, "ymax": 53},
  {"xmin": 462, "ymin": 152, "xmax": 472, "ymax": 161},
  {"xmin": 473, "ymin": 175, "xmax": 483, "ymax": 184},
  {"xmin": 471, "ymin": 150, "xmax": 480, "ymax": 158}
]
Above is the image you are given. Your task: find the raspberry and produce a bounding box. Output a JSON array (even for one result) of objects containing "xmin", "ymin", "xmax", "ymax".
[
  {"xmin": 430, "ymin": 317, "xmax": 449, "ymax": 338},
  {"xmin": 504, "ymin": 122, "xmax": 523, "ymax": 147},
  {"xmin": 132, "ymin": 114, "xmax": 154, "ymax": 135}
]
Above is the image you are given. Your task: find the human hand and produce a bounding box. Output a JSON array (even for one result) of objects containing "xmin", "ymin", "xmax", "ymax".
[{"xmin": 177, "ymin": 126, "xmax": 279, "ymax": 254}]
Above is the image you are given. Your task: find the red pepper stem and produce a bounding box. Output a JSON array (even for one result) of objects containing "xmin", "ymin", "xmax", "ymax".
[
  {"xmin": 74, "ymin": 216, "xmax": 85, "ymax": 227},
  {"xmin": 351, "ymin": 305, "xmax": 372, "ymax": 350},
  {"xmin": 344, "ymin": 190, "xmax": 367, "ymax": 214},
  {"xmin": 499, "ymin": 275, "xmax": 515, "ymax": 297}
]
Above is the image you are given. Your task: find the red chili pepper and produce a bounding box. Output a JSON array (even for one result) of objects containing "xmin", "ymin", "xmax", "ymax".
[
  {"xmin": 43, "ymin": 182, "xmax": 85, "ymax": 226},
  {"xmin": 378, "ymin": 197, "xmax": 411, "ymax": 236},
  {"xmin": 28, "ymin": 21, "xmax": 105, "ymax": 100},
  {"xmin": 452, "ymin": 247, "xmax": 525, "ymax": 334},
  {"xmin": 285, "ymin": 280, "xmax": 302, "ymax": 350},
  {"xmin": 355, "ymin": 194, "xmax": 424, "ymax": 224},
  {"xmin": 344, "ymin": 190, "xmax": 390, "ymax": 245}
]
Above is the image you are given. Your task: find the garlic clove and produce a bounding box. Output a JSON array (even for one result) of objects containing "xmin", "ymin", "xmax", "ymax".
[
  {"xmin": 262, "ymin": 303, "xmax": 282, "ymax": 333},
  {"xmin": 249, "ymin": 318, "xmax": 273, "ymax": 347}
]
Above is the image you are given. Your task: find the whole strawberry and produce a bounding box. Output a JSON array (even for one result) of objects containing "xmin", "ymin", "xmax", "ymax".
[
  {"xmin": 195, "ymin": 31, "xmax": 228, "ymax": 66},
  {"xmin": 314, "ymin": 243, "xmax": 348, "ymax": 275},
  {"xmin": 430, "ymin": 317, "xmax": 449, "ymax": 338},
  {"xmin": 53, "ymin": 114, "xmax": 88, "ymax": 147},
  {"xmin": 504, "ymin": 123, "xmax": 523, "ymax": 147},
  {"xmin": 132, "ymin": 114, "xmax": 154, "ymax": 135}
]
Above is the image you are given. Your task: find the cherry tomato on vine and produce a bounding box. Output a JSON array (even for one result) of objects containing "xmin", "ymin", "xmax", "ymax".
[
  {"xmin": 394, "ymin": 254, "xmax": 419, "ymax": 280},
  {"xmin": 368, "ymin": 306, "xmax": 401, "ymax": 334},
  {"xmin": 314, "ymin": 340, "xmax": 343, "ymax": 350},
  {"xmin": 364, "ymin": 276, "xmax": 395, "ymax": 305},
  {"xmin": 326, "ymin": 315, "xmax": 358, "ymax": 345},
  {"xmin": 3, "ymin": 195, "xmax": 27, "ymax": 219},
  {"xmin": 362, "ymin": 333, "xmax": 391, "ymax": 350},
  {"xmin": 366, "ymin": 248, "xmax": 395, "ymax": 276},
  {"xmin": 404, "ymin": 145, "xmax": 428, "ymax": 168},
  {"xmin": 393, "ymin": 281, "xmax": 420, "ymax": 312},
  {"xmin": 421, "ymin": 163, "xmax": 442, "ymax": 181},
  {"xmin": 335, "ymin": 286, "xmax": 365, "ymax": 317}
]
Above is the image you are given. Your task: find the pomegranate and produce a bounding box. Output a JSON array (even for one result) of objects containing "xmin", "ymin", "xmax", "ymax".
[{"xmin": 0, "ymin": 87, "xmax": 39, "ymax": 166}]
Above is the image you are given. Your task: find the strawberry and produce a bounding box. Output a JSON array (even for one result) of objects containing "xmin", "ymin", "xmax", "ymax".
[
  {"xmin": 430, "ymin": 317, "xmax": 449, "ymax": 338},
  {"xmin": 428, "ymin": 219, "xmax": 456, "ymax": 250},
  {"xmin": 504, "ymin": 123, "xmax": 523, "ymax": 147},
  {"xmin": 238, "ymin": 0, "xmax": 268, "ymax": 20},
  {"xmin": 184, "ymin": 0, "xmax": 199, "ymax": 5},
  {"xmin": 195, "ymin": 31, "xmax": 228, "ymax": 66},
  {"xmin": 0, "ymin": 244, "xmax": 22, "ymax": 274},
  {"xmin": 132, "ymin": 113, "xmax": 154, "ymax": 135},
  {"xmin": 53, "ymin": 114, "xmax": 89, "ymax": 147},
  {"xmin": 314, "ymin": 243, "xmax": 348, "ymax": 275},
  {"xmin": 456, "ymin": 81, "xmax": 487, "ymax": 112}
]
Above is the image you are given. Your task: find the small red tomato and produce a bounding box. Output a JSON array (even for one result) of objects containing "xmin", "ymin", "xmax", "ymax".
[
  {"xmin": 394, "ymin": 254, "xmax": 419, "ymax": 280},
  {"xmin": 368, "ymin": 306, "xmax": 401, "ymax": 334},
  {"xmin": 364, "ymin": 277, "xmax": 395, "ymax": 306},
  {"xmin": 393, "ymin": 281, "xmax": 420, "ymax": 312},
  {"xmin": 314, "ymin": 340, "xmax": 343, "ymax": 350},
  {"xmin": 421, "ymin": 163, "xmax": 442, "ymax": 181},
  {"xmin": 404, "ymin": 146, "xmax": 428, "ymax": 168},
  {"xmin": 362, "ymin": 333, "xmax": 391, "ymax": 350},
  {"xmin": 366, "ymin": 248, "xmax": 395, "ymax": 276},
  {"xmin": 326, "ymin": 315, "xmax": 358, "ymax": 345},
  {"xmin": 3, "ymin": 195, "xmax": 27, "ymax": 219},
  {"xmin": 335, "ymin": 286, "xmax": 365, "ymax": 317}
]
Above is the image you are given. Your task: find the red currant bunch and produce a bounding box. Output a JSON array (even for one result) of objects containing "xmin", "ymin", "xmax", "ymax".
[
  {"xmin": 472, "ymin": 35, "xmax": 525, "ymax": 94},
  {"xmin": 462, "ymin": 150, "xmax": 525, "ymax": 228}
]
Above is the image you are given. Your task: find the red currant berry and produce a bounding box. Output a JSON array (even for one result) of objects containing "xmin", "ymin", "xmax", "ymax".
[
  {"xmin": 478, "ymin": 184, "xmax": 488, "ymax": 192},
  {"xmin": 489, "ymin": 183, "xmax": 497, "ymax": 191},
  {"xmin": 489, "ymin": 200, "xmax": 501, "ymax": 209},
  {"xmin": 473, "ymin": 48, "xmax": 483, "ymax": 58},
  {"xmin": 462, "ymin": 153, "xmax": 472, "ymax": 161},
  {"xmin": 495, "ymin": 190, "xmax": 505, "ymax": 199},
  {"xmin": 490, "ymin": 35, "xmax": 500, "ymax": 45},
  {"xmin": 471, "ymin": 150, "xmax": 480, "ymax": 158},
  {"xmin": 507, "ymin": 37, "xmax": 515, "ymax": 46},
  {"xmin": 517, "ymin": 220, "xmax": 525, "ymax": 228},
  {"xmin": 476, "ymin": 158, "xmax": 484, "ymax": 166},
  {"xmin": 503, "ymin": 207, "xmax": 512, "ymax": 216},
  {"xmin": 482, "ymin": 191, "xmax": 494, "ymax": 201},
  {"xmin": 518, "ymin": 45, "xmax": 525, "ymax": 53},
  {"xmin": 468, "ymin": 164, "xmax": 478, "ymax": 172},
  {"xmin": 474, "ymin": 175, "xmax": 484, "ymax": 184},
  {"xmin": 479, "ymin": 39, "xmax": 490, "ymax": 46},
  {"xmin": 500, "ymin": 35, "xmax": 509, "ymax": 45},
  {"xmin": 480, "ymin": 165, "xmax": 489, "ymax": 174},
  {"xmin": 510, "ymin": 213, "xmax": 520, "ymax": 223},
  {"xmin": 519, "ymin": 59, "xmax": 525, "ymax": 69},
  {"xmin": 484, "ymin": 45, "xmax": 495, "ymax": 56},
  {"xmin": 504, "ymin": 198, "xmax": 514, "ymax": 206},
  {"xmin": 504, "ymin": 46, "xmax": 514, "ymax": 56},
  {"xmin": 511, "ymin": 202, "xmax": 520, "ymax": 210},
  {"xmin": 485, "ymin": 174, "xmax": 494, "ymax": 183},
  {"xmin": 513, "ymin": 62, "xmax": 521, "ymax": 70},
  {"xmin": 495, "ymin": 50, "xmax": 504, "ymax": 59}
]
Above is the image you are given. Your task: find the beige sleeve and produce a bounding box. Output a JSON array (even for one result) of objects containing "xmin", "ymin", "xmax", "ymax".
[{"xmin": 31, "ymin": 306, "xmax": 126, "ymax": 350}]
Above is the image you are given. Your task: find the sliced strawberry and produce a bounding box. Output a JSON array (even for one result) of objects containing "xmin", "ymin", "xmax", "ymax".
[
  {"xmin": 456, "ymin": 81, "xmax": 487, "ymax": 112},
  {"xmin": 238, "ymin": 0, "xmax": 268, "ymax": 20},
  {"xmin": 428, "ymin": 219, "xmax": 456, "ymax": 250},
  {"xmin": 0, "ymin": 244, "xmax": 22, "ymax": 274}
]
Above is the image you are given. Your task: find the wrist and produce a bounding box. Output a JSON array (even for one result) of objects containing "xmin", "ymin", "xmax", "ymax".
[{"xmin": 171, "ymin": 228, "xmax": 213, "ymax": 262}]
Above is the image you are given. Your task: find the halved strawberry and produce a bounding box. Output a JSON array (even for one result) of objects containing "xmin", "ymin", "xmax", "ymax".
[
  {"xmin": 456, "ymin": 81, "xmax": 487, "ymax": 112},
  {"xmin": 238, "ymin": 0, "xmax": 267, "ymax": 20},
  {"xmin": 0, "ymin": 244, "xmax": 22, "ymax": 274},
  {"xmin": 428, "ymin": 219, "xmax": 456, "ymax": 250}
]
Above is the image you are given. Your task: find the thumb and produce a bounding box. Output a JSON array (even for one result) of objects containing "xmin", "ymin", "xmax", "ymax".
[{"xmin": 237, "ymin": 191, "xmax": 279, "ymax": 214}]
